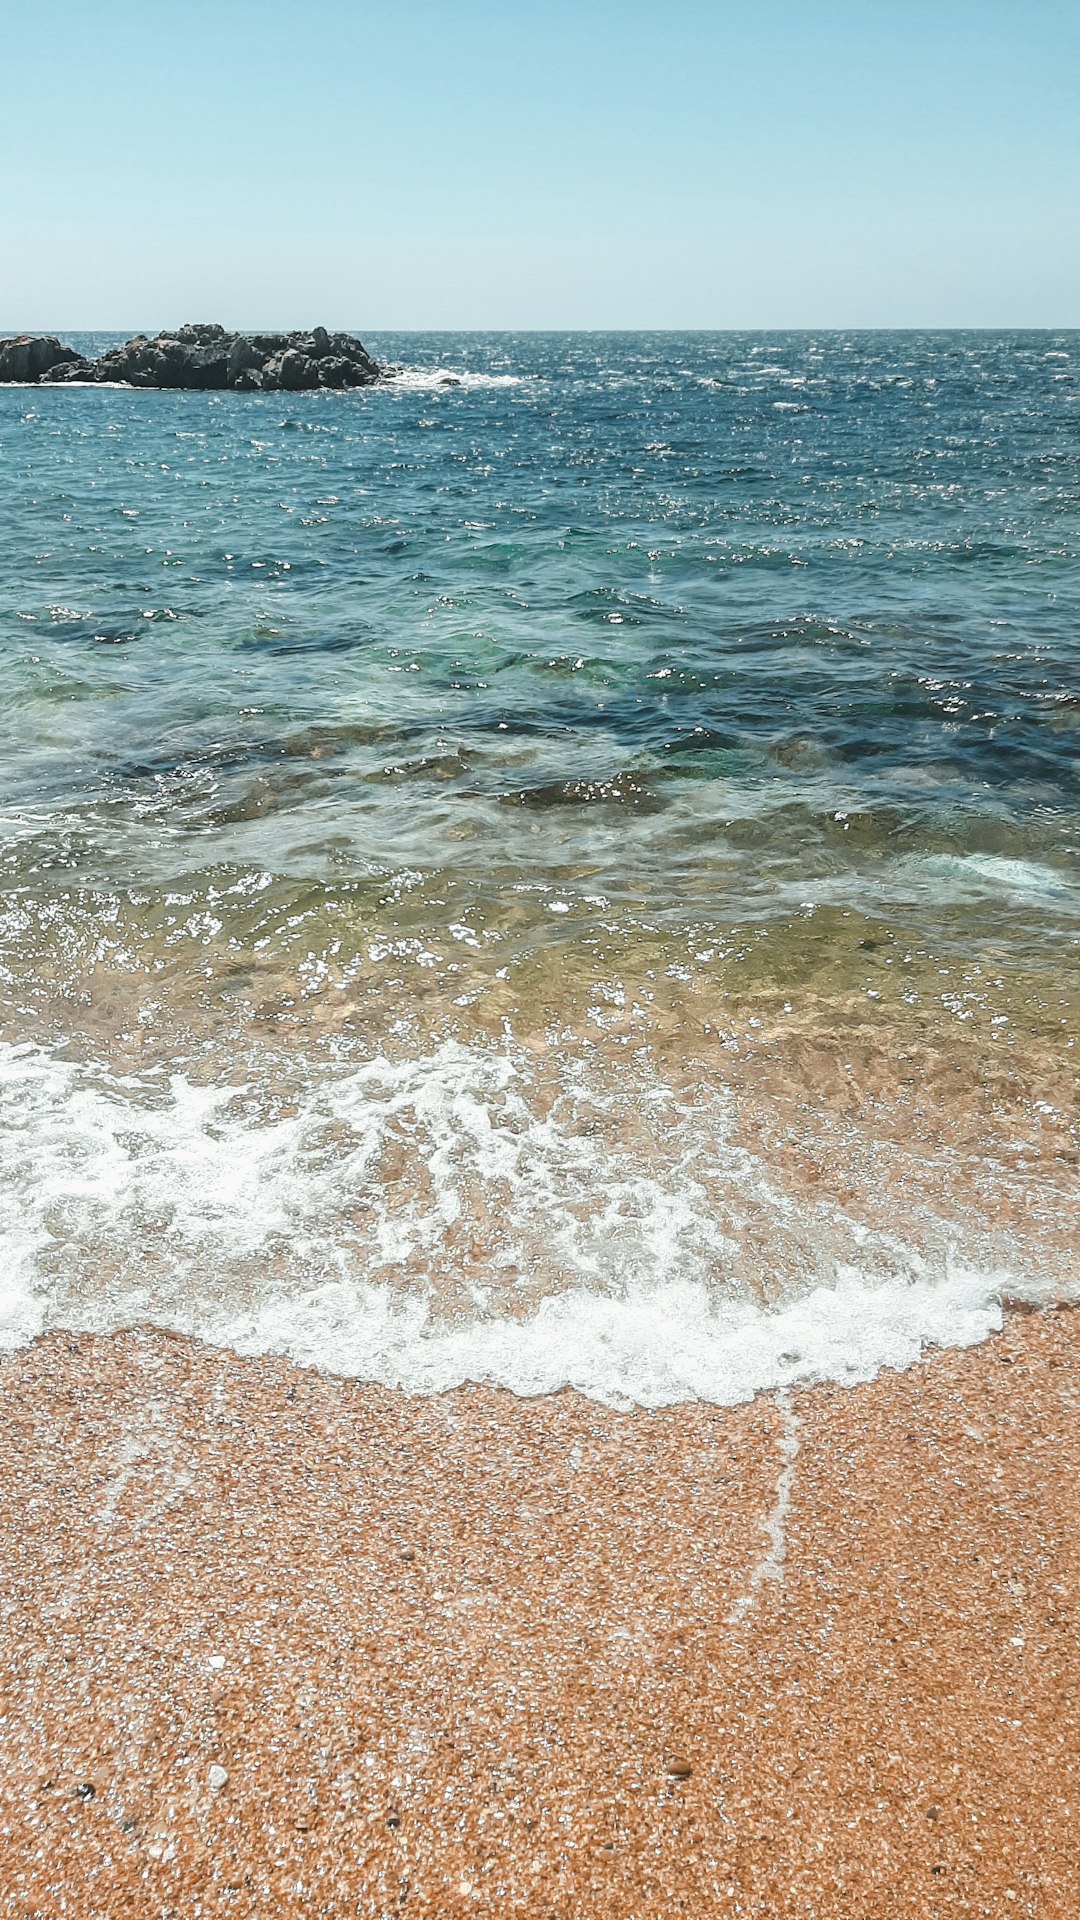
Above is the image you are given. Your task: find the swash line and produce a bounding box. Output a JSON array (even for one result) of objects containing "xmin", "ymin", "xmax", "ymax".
[{"xmin": 727, "ymin": 1389, "xmax": 799, "ymax": 1625}]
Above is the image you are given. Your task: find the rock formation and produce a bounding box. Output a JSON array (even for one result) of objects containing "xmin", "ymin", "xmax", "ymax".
[
  {"xmin": 0, "ymin": 336, "xmax": 86, "ymax": 383},
  {"xmin": 0, "ymin": 324, "xmax": 382, "ymax": 390}
]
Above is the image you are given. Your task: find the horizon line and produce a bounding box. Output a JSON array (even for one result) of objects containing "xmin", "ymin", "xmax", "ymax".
[{"xmin": 5, "ymin": 323, "xmax": 1080, "ymax": 338}]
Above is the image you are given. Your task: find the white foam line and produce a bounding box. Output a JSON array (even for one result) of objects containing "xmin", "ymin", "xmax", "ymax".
[
  {"xmin": 727, "ymin": 1391, "xmax": 799, "ymax": 1623},
  {"xmin": 209, "ymin": 1269, "xmax": 1007, "ymax": 1411},
  {"xmin": 387, "ymin": 367, "xmax": 528, "ymax": 393},
  {"xmin": 0, "ymin": 1036, "xmax": 1051, "ymax": 1410}
]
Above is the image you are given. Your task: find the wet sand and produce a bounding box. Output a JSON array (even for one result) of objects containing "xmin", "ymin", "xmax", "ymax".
[{"xmin": 1, "ymin": 1313, "xmax": 1077, "ymax": 1918}]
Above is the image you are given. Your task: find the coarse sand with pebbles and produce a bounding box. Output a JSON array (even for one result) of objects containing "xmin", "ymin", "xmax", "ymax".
[{"xmin": 0, "ymin": 1307, "xmax": 1077, "ymax": 1918}]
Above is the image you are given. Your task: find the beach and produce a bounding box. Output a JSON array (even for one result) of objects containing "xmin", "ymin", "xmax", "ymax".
[
  {"xmin": 2, "ymin": 1310, "xmax": 1077, "ymax": 1917},
  {"xmin": 1, "ymin": 330, "xmax": 1077, "ymax": 1914}
]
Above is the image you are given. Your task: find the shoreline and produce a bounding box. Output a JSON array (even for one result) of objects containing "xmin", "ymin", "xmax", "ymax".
[
  {"xmin": 2, "ymin": 1308, "xmax": 1077, "ymax": 1916},
  {"xmin": 4, "ymin": 963, "xmax": 1076, "ymax": 1407}
]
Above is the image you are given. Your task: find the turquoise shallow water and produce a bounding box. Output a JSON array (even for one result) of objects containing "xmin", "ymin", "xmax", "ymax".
[{"xmin": 0, "ymin": 332, "xmax": 1077, "ymax": 1402}]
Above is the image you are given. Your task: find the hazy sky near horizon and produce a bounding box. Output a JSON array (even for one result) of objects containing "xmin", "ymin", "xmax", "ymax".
[{"xmin": 4, "ymin": 0, "xmax": 1078, "ymax": 329}]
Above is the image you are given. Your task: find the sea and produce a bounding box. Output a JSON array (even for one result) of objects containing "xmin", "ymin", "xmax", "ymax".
[{"xmin": 1, "ymin": 331, "xmax": 1077, "ymax": 1407}]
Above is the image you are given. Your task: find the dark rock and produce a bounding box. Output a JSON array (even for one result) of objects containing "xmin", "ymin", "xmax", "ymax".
[
  {"xmin": 175, "ymin": 322, "xmax": 228, "ymax": 346},
  {"xmin": 36, "ymin": 359, "xmax": 93, "ymax": 385},
  {"xmin": 328, "ymin": 331, "xmax": 381, "ymax": 379},
  {"xmin": 20, "ymin": 324, "xmax": 383, "ymax": 391},
  {"xmin": 227, "ymin": 335, "xmax": 261, "ymax": 384},
  {"xmin": 318, "ymin": 355, "xmax": 366, "ymax": 388},
  {"xmin": 0, "ymin": 335, "xmax": 87, "ymax": 383},
  {"xmin": 277, "ymin": 349, "xmax": 319, "ymax": 392},
  {"xmin": 174, "ymin": 342, "xmax": 229, "ymax": 389}
]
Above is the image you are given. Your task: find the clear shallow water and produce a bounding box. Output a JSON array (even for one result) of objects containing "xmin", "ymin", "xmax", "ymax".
[{"xmin": 1, "ymin": 332, "xmax": 1078, "ymax": 1403}]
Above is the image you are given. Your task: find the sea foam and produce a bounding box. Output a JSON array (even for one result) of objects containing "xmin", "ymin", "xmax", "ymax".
[
  {"xmin": 387, "ymin": 367, "xmax": 528, "ymax": 393},
  {"xmin": 0, "ymin": 1036, "xmax": 1038, "ymax": 1407}
]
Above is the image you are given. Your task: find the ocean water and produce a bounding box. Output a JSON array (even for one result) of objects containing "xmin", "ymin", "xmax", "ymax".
[{"xmin": 1, "ymin": 331, "xmax": 1077, "ymax": 1405}]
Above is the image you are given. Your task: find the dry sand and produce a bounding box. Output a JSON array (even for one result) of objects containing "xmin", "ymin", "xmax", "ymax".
[{"xmin": 1, "ymin": 1311, "xmax": 1077, "ymax": 1918}]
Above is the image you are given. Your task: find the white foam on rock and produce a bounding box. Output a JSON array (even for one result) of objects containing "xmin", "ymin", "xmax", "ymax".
[{"xmin": 0, "ymin": 1036, "xmax": 1043, "ymax": 1409}]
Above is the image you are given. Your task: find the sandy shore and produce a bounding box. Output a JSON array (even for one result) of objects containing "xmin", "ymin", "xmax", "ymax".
[{"xmin": 0, "ymin": 1313, "xmax": 1077, "ymax": 1918}]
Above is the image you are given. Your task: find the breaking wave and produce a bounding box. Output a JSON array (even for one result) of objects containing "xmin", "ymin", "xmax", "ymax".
[{"xmin": 0, "ymin": 1036, "xmax": 1039, "ymax": 1409}]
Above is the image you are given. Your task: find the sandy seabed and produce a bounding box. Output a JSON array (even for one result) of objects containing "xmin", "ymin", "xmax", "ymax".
[{"xmin": 0, "ymin": 1312, "xmax": 1077, "ymax": 1919}]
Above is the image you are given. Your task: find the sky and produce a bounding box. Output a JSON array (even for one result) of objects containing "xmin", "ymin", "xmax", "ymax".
[{"xmin": 3, "ymin": 0, "xmax": 1078, "ymax": 330}]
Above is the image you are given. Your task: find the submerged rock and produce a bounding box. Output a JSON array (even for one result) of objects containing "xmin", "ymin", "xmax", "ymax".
[{"xmin": 1, "ymin": 323, "xmax": 382, "ymax": 390}]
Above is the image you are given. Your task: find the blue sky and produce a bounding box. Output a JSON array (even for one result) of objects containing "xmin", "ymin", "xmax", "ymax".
[{"xmin": 3, "ymin": 0, "xmax": 1078, "ymax": 328}]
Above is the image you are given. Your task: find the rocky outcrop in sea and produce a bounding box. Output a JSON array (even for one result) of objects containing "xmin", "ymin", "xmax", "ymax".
[
  {"xmin": 0, "ymin": 324, "xmax": 382, "ymax": 390},
  {"xmin": 0, "ymin": 336, "xmax": 85, "ymax": 383}
]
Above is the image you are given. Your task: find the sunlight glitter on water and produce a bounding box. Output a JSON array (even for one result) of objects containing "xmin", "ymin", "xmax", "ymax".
[{"xmin": 1, "ymin": 331, "xmax": 1077, "ymax": 1402}]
